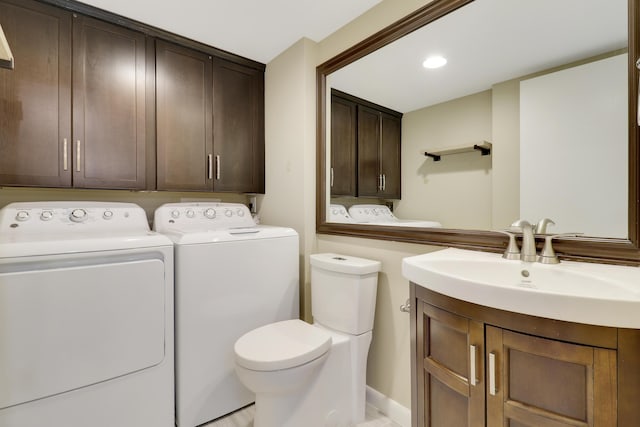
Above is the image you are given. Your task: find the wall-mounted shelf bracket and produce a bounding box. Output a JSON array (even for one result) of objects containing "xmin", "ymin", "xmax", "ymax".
[{"xmin": 423, "ymin": 141, "xmax": 492, "ymax": 162}]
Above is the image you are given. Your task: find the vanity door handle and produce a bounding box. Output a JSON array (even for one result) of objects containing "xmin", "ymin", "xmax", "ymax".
[
  {"xmin": 489, "ymin": 352, "xmax": 497, "ymax": 396},
  {"xmin": 469, "ymin": 345, "xmax": 478, "ymax": 386}
]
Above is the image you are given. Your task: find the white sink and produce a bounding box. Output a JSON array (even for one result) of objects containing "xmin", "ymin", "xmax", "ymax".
[{"xmin": 402, "ymin": 248, "xmax": 640, "ymax": 328}]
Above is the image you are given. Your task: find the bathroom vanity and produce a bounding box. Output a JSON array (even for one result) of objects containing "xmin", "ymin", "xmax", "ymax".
[{"xmin": 404, "ymin": 249, "xmax": 640, "ymax": 427}]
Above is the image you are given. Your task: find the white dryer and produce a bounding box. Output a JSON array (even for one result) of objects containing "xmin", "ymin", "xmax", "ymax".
[
  {"xmin": 0, "ymin": 202, "xmax": 174, "ymax": 427},
  {"xmin": 154, "ymin": 202, "xmax": 299, "ymax": 427}
]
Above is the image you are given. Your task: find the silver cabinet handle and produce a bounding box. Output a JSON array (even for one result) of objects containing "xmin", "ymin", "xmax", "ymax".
[
  {"xmin": 330, "ymin": 167, "xmax": 334, "ymax": 187},
  {"xmin": 207, "ymin": 154, "xmax": 213, "ymax": 179},
  {"xmin": 63, "ymin": 138, "xmax": 68, "ymax": 171},
  {"xmin": 382, "ymin": 174, "xmax": 386, "ymax": 191},
  {"xmin": 76, "ymin": 140, "xmax": 81, "ymax": 172},
  {"xmin": 470, "ymin": 345, "xmax": 478, "ymax": 386},
  {"xmin": 215, "ymin": 155, "xmax": 220, "ymax": 180},
  {"xmin": 489, "ymin": 352, "xmax": 497, "ymax": 396},
  {"xmin": 378, "ymin": 174, "xmax": 382, "ymax": 191},
  {"xmin": 636, "ymin": 58, "xmax": 640, "ymax": 126}
]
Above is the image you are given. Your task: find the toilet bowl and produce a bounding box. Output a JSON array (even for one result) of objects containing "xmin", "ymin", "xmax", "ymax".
[{"xmin": 234, "ymin": 253, "xmax": 381, "ymax": 427}]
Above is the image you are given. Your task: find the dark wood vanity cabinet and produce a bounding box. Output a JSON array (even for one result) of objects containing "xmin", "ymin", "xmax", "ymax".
[
  {"xmin": 0, "ymin": 0, "xmax": 149, "ymax": 189},
  {"xmin": 412, "ymin": 285, "xmax": 639, "ymax": 427},
  {"xmin": 156, "ymin": 42, "xmax": 264, "ymax": 193},
  {"xmin": 330, "ymin": 89, "xmax": 402, "ymax": 199}
]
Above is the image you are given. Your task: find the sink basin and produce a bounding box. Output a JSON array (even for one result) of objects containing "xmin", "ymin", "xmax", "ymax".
[{"xmin": 402, "ymin": 248, "xmax": 640, "ymax": 328}]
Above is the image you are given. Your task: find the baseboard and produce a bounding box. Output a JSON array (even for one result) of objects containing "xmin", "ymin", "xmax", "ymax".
[{"xmin": 365, "ymin": 386, "xmax": 411, "ymax": 427}]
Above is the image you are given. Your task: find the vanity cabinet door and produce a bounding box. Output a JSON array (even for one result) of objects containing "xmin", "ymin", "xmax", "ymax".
[
  {"xmin": 485, "ymin": 326, "xmax": 617, "ymax": 427},
  {"xmin": 330, "ymin": 95, "xmax": 357, "ymax": 197},
  {"xmin": 417, "ymin": 302, "xmax": 485, "ymax": 427}
]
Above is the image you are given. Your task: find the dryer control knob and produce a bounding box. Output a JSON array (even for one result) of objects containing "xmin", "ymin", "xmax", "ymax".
[
  {"xmin": 40, "ymin": 211, "xmax": 54, "ymax": 221},
  {"xmin": 224, "ymin": 209, "xmax": 233, "ymax": 217},
  {"xmin": 204, "ymin": 208, "xmax": 216, "ymax": 219},
  {"xmin": 236, "ymin": 208, "xmax": 245, "ymax": 217},
  {"xmin": 15, "ymin": 211, "xmax": 30, "ymax": 222},
  {"xmin": 171, "ymin": 210, "xmax": 180, "ymax": 219},
  {"xmin": 186, "ymin": 209, "xmax": 195, "ymax": 218},
  {"xmin": 70, "ymin": 209, "xmax": 88, "ymax": 223}
]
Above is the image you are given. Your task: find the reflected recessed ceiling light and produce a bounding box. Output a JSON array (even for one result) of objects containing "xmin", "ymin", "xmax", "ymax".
[{"xmin": 422, "ymin": 55, "xmax": 447, "ymax": 69}]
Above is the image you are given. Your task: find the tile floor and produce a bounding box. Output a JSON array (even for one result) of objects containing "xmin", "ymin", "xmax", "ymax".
[{"xmin": 203, "ymin": 403, "xmax": 401, "ymax": 427}]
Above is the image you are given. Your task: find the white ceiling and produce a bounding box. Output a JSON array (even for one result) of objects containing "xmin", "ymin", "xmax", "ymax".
[
  {"xmin": 77, "ymin": 0, "xmax": 382, "ymax": 63},
  {"xmin": 329, "ymin": 0, "xmax": 628, "ymax": 113}
]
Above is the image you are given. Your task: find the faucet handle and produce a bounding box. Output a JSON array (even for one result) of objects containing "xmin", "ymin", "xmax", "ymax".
[
  {"xmin": 494, "ymin": 230, "xmax": 521, "ymax": 260},
  {"xmin": 535, "ymin": 218, "xmax": 556, "ymax": 234},
  {"xmin": 538, "ymin": 233, "xmax": 583, "ymax": 264},
  {"xmin": 510, "ymin": 219, "xmax": 532, "ymax": 231}
]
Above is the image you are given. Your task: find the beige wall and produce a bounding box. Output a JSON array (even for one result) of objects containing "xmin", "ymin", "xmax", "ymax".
[
  {"xmin": 260, "ymin": 0, "xmax": 437, "ymax": 412},
  {"xmin": 397, "ymin": 90, "xmax": 493, "ymax": 229}
]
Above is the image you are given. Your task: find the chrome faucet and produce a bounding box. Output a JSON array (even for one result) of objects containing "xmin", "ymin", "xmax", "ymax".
[{"xmin": 511, "ymin": 219, "xmax": 537, "ymax": 262}]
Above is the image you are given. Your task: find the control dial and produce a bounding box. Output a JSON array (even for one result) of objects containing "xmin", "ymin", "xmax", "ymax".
[
  {"xmin": 15, "ymin": 211, "xmax": 30, "ymax": 222},
  {"xmin": 103, "ymin": 210, "xmax": 114, "ymax": 220},
  {"xmin": 236, "ymin": 208, "xmax": 245, "ymax": 217},
  {"xmin": 171, "ymin": 210, "xmax": 180, "ymax": 219},
  {"xmin": 224, "ymin": 209, "xmax": 233, "ymax": 218},
  {"xmin": 204, "ymin": 208, "xmax": 216, "ymax": 219},
  {"xmin": 186, "ymin": 209, "xmax": 195, "ymax": 218},
  {"xmin": 70, "ymin": 209, "xmax": 88, "ymax": 223},
  {"xmin": 40, "ymin": 211, "xmax": 54, "ymax": 221}
]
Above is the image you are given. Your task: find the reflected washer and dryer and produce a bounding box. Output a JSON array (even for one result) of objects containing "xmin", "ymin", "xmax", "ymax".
[
  {"xmin": 154, "ymin": 202, "xmax": 299, "ymax": 427},
  {"xmin": 0, "ymin": 202, "xmax": 174, "ymax": 427}
]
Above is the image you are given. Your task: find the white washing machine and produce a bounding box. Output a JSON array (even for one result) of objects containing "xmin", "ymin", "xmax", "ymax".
[
  {"xmin": 0, "ymin": 202, "xmax": 174, "ymax": 427},
  {"xmin": 154, "ymin": 202, "xmax": 299, "ymax": 427},
  {"xmin": 348, "ymin": 204, "xmax": 443, "ymax": 227}
]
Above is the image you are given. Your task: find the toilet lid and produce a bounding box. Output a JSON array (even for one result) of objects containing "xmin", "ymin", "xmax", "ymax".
[{"xmin": 234, "ymin": 319, "xmax": 332, "ymax": 371}]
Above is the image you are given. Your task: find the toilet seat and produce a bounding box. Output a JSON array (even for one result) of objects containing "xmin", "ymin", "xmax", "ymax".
[{"xmin": 234, "ymin": 319, "xmax": 331, "ymax": 371}]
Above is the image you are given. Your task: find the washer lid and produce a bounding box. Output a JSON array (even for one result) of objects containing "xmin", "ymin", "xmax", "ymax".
[{"xmin": 234, "ymin": 319, "xmax": 331, "ymax": 371}]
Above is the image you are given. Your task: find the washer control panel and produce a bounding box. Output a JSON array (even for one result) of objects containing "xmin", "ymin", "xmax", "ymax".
[
  {"xmin": 328, "ymin": 204, "xmax": 355, "ymax": 223},
  {"xmin": 153, "ymin": 202, "xmax": 255, "ymax": 232},
  {"xmin": 348, "ymin": 204, "xmax": 397, "ymax": 223},
  {"xmin": 0, "ymin": 202, "xmax": 150, "ymax": 234}
]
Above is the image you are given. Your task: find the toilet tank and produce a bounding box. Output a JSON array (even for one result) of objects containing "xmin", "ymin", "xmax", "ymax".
[{"xmin": 310, "ymin": 253, "xmax": 381, "ymax": 335}]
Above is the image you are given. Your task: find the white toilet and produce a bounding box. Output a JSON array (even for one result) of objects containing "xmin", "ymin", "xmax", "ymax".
[{"xmin": 234, "ymin": 253, "xmax": 381, "ymax": 427}]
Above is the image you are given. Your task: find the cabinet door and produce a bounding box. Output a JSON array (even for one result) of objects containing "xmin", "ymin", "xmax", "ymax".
[
  {"xmin": 72, "ymin": 16, "xmax": 147, "ymax": 189},
  {"xmin": 330, "ymin": 95, "xmax": 357, "ymax": 196},
  {"xmin": 486, "ymin": 326, "xmax": 617, "ymax": 427},
  {"xmin": 357, "ymin": 105, "xmax": 381, "ymax": 197},
  {"xmin": 0, "ymin": 0, "xmax": 72, "ymax": 187},
  {"xmin": 417, "ymin": 302, "xmax": 484, "ymax": 427},
  {"xmin": 156, "ymin": 40, "xmax": 213, "ymax": 191},
  {"xmin": 379, "ymin": 112, "xmax": 401, "ymax": 198},
  {"xmin": 212, "ymin": 58, "xmax": 264, "ymax": 193}
]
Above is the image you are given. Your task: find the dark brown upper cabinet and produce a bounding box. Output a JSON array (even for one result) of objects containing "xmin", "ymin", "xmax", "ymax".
[
  {"xmin": 330, "ymin": 93, "xmax": 357, "ymax": 197},
  {"xmin": 156, "ymin": 40, "xmax": 213, "ymax": 192},
  {"xmin": 156, "ymin": 42, "xmax": 264, "ymax": 193},
  {"xmin": 0, "ymin": 0, "xmax": 149, "ymax": 190},
  {"xmin": 330, "ymin": 89, "xmax": 402, "ymax": 200},
  {"xmin": 212, "ymin": 57, "xmax": 265, "ymax": 193},
  {"xmin": 0, "ymin": 0, "xmax": 72, "ymax": 187}
]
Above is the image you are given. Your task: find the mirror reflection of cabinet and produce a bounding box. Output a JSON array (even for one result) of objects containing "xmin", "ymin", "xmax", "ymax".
[
  {"xmin": 412, "ymin": 285, "xmax": 637, "ymax": 426},
  {"xmin": 330, "ymin": 89, "xmax": 402, "ymax": 199}
]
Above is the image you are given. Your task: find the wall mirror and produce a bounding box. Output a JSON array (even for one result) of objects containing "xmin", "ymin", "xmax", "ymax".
[{"xmin": 316, "ymin": 0, "xmax": 640, "ymax": 263}]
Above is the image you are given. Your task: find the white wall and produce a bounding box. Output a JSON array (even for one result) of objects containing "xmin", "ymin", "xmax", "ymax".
[{"xmin": 520, "ymin": 54, "xmax": 628, "ymax": 238}]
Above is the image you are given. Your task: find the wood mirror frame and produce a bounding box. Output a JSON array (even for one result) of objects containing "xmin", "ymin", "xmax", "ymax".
[{"xmin": 316, "ymin": 0, "xmax": 640, "ymax": 265}]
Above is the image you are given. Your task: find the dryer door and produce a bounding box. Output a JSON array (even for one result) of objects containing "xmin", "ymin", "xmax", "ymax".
[{"xmin": 0, "ymin": 255, "xmax": 166, "ymax": 409}]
